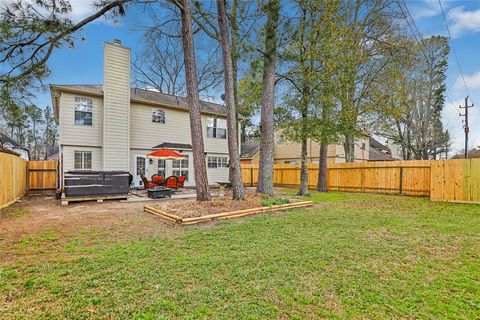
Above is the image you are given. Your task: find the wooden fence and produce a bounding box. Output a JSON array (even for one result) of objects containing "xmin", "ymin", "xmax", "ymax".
[
  {"xmin": 0, "ymin": 150, "xmax": 27, "ymax": 209},
  {"xmin": 242, "ymin": 159, "xmax": 480, "ymax": 203},
  {"xmin": 28, "ymin": 160, "xmax": 58, "ymax": 192},
  {"xmin": 431, "ymin": 159, "xmax": 480, "ymax": 203},
  {"xmin": 0, "ymin": 150, "xmax": 58, "ymax": 208}
]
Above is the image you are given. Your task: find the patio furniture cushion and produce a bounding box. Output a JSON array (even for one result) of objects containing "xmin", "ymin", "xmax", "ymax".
[
  {"xmin": 151, "ymin": 174, "xmax": 164, "ymax": 185},
  {"xmin": 141, "ymin": 175, "xmax": 159, "ymax": 189},
  {"xmin": 164, "ymin": 176, "xmax": 179, "ymax": 189},
  {"xmin": 177, "ymin": 175, "xmax": 186, "ymax": 188}
]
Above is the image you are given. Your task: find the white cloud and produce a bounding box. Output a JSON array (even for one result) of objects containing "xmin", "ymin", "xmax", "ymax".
[
  {"xmin": 454, "ymin": 71, "xmax": 480, "ymax": 91},
  {"xmin": 413, "ymin": 0, "xmax": 443, "ymax": 19},
  {"xmin": 447, "ymin": 6, "xmax": 480, "ymax": 38},
  {"xmin": 69, "ymin": 0, "xmax": 96, "ymax": 22},
  {"xmin": 0, "ymin": 0, "xmax": 106, "ymax": 23}
]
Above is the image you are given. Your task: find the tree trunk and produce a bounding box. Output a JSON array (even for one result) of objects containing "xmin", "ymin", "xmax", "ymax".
[
  {"xmin": 317, "ymin": 142, "xmax": 328, "ymax": 192},
  {"xmin": 256, "ymin": 0, "xmax": 280, "ymax": 197},
  {"xmin": 344, "ymin": 134, "xmax": 355, "ymax": 162},
  {"xmin": 298, "ymin": 138, "xmax": 308, "ymax": 195},
  {"xmin": 178, "ymin": 0, "xmax": 210, "ymax": 201},
  {"xmin": 217, "ymin": 0, "xmax": 244, "ymax": 200}
]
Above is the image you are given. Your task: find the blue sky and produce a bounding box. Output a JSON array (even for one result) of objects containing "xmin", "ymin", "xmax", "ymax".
[{"xmin": 21, "ymin": 0, "xmax": 480, "ymax": 154}]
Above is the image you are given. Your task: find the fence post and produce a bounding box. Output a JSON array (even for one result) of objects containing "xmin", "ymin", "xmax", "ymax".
[
  {"xmin": 26, "ymin": 161, "xmax": 30, "ymax": 193},
  {"xmin": 361, "ymin": 167, "xmax": 365, "ymax": 193},
  {"xmin": 399, "ymin": 166, "xmax": 403, "ymax": 195},
  {"xmin": 250, "ymin": 167, "xmax": 253, "ymax": 187}
]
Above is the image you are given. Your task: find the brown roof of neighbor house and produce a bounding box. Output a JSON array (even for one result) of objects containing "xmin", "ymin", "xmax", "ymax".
[
  {"xmin": 153, "ymin": 142, "xmax": 193, "ymax": 150},
  {"xmin": 369, "ymin": 137, "xmax": 390, "ymax": 153},
  {"xmin": 240, "ymin": 142, "xmax": 259, "ymax": 159},
  {"xmin": 50, "ymin": 84, "xmax": 240, "ymax": 121},
  {"xmin": 368, "ymin": 137, "xmax": 396, "ymax": 161}
]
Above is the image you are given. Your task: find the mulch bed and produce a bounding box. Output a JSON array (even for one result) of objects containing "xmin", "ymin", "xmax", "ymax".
[{"xmin": 149, "ymin": 190, "xmax": 264, "ymax": 218}]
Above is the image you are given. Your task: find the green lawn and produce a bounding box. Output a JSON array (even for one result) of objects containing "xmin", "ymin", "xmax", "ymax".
[{"xmin": 1, "ymin": 192, "xmax": 480, "ymax": 319}]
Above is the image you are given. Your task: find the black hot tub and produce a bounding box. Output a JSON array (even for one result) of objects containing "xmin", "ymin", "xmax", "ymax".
[{"xmin": 64, "ymin": 171, "xmax": 130, "ymax": 197}]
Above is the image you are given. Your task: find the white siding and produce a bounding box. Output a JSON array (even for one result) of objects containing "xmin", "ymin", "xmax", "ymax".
[
  {"xmin": 103, "ymin": 42, "xmax": 130, "ymax": 171},
  {"xmin": 62, "ymin": 146, "xmax": 103, "ymax": 172},
  {"xmin": 58, "ymin": 92, "xmax": 103, "ymax": 147},
  {"xmin": 206, "ymin": 153, "xmax": 230, "ymax": 185},
  {"xmin": 130, "ymin": 102, "xmax": 230, "ymax": 154}
]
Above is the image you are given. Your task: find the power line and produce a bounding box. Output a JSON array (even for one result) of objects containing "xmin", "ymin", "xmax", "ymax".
[{"xmin": 438, "ymin": 0, "xmax": 472, "ymax": 99}]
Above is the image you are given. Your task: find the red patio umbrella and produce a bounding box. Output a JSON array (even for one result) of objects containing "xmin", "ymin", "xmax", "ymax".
[{"xmin": 146, "ymin": 148, "xmax": 185, "ymax": 160}]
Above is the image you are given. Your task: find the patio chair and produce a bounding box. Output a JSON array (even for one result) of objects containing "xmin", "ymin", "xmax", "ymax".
[
  {"xmin": 141, "ymin": 175, "xmax": 160, "ymax": 189},
  {"xmin": 151, "ymin": 174, "xmax": 164, "ymax": 185},
  {"xmin": 164, "ymin": 176, "xmax": 179, "ymax": 189},
  {"xmin": 177, "ymin": 175, "xmax": 186, "ymax": 188}
]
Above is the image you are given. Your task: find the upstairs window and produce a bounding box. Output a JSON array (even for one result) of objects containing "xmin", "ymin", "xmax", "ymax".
[
  {"xmin": 152, "ymin": 108, "xmax": 165, "ymax": 123},
  {"xmin": 74, "ymin": 97, "xmax": 93, "ymax": 126},
  {"xmin": 74, "ymin": 151, "xmax": 92, "ymax": 170},
  {"xmin": 206, "ymin": 117, "xmax": 227, "ymax": 139},
  {"xmin": 207, "ymin": 156, "xmax": 228, "ymax": 168}
]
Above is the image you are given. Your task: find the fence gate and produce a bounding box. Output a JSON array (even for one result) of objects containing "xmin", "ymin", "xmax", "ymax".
[{"xmin": 28, "ymin": 160, "xmax": 58, "ymax": 193}]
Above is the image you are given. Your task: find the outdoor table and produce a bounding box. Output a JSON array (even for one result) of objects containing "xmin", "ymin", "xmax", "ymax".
[{"xmin": 147, "ymin": 186, "xmax": 173, "ymax": 199}]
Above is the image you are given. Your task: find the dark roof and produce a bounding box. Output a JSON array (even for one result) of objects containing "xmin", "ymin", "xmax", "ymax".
[
  {"xmin": 46, "ymin": 146, "xmax": 59, "ymax": 158},
  {"xmin": 51, "ymin": 84, "xmax": 233, "ymax": 118},
  {"xmin": 0, "ymin": 146, "xmax": 21, "ymax": 157},
  {"xmin": 369, "ymin": 147, "xmax": 396, "ymax": 161},
  {"xmin": 240, "ymin": 142, "xmax": 259, "ymax": 159},
  {"xmin": 0, "ymin": 132, "xmax": 27, "ymax": 150},
  {"xmin": 369, "ymin": 137, "xmax": 390, "ymax": 152},
  {"xmin": 153, "ymin": 142, "xmax": 193, "ymax": 150}
]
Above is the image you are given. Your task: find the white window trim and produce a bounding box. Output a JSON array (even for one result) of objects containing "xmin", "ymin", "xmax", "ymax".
[
  {"xmin": 74, "ymin": 97, "xmax": 93, "ymax": 126},
  {"xmin": 206, "ymin": 117, "xmax": 227, "ymax": 139},
  {"xmin": 74, "ymin": 151, "xmax": 92, "ymax": 170},
  {"xmin": 152, "ymin": 108, "xmax": 166, "ymax": 124}
]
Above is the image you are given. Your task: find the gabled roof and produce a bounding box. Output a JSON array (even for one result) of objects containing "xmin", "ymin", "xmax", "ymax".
[
  {"xmin": 0, "ymin": 133, "xmax": 28, "ymax": 150},
  {"xmin": 369, "ymin": 137, "xmax": 390, "ymax": 153},
  {"xmin": 369, "ymin": 144, "xmax": 395, "ymax": 161},
  {"xmin": 153, "ymin": 142, "xmax": 193, "ymax": 150},
  {"xmin": 50, "ymin": 84, "xmax": 238, "ymax": 122},
  {"xmin": 46, "ymin": 146, "xmax": 59, "ymax": 158},
  {"xmin": 240, "ymin": 142, "xmax": 259, "ymax": 159}
]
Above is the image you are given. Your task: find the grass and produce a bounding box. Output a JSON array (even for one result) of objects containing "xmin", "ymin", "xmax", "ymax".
[
  {"xmin": 1, "ymin": 191, "xmax": 480, "ymax": 319},
  {"xmin": 260, "ymin": 196, "xmax": 291, "ymax": 207},
  {"xmin": 4, "ymin": 209, "xmax": 30, "ymax": 219}
]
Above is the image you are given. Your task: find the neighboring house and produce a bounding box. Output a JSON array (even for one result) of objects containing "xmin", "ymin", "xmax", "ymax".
[
  {"xmin": 273, "ymin": 131, "xmax": 370, "ymax": 164},
  {"xmin": 45, "ymin": 146, "xmax": 59, "ymax": 160},
  {"xmin": 51, "ymin": 40, "xmax": 241, "ymax": 188},
  {"xmin": 240, "ymin": 142, "xmax": 260, "ymax": 165},
  {"xmin": 385, "ymin": 139, "xmax": 403, "ymax": 160},
  {"xmin": 368, "ymin": 137, "xmax": 396, "ymax": 161},
  {"xmin": 0, "ymin": 132, "xmax": 30, "ymax": 160}
]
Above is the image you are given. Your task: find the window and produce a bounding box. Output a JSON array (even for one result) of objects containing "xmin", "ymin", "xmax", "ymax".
[
  {"xmin": 74, "ymin": 97, "xmax": 93, "ymax": 125},
  {"xmin": 157, "ymin": 159, "xmax": 166, "ymax": 177},
  {"xmin": 172, "ymin": 155, "xmax": 189, "ymax": 180},
  {"xmin": 152, "ymin": 108, "xmax": 165, "ymax": 123},
  {"xmin": 206, "ymin": 117, "xmax": 227, "ymax": 139},
  {"xmin": 207, "ymin": 156, "xmax": 228, "ymax": 168},
  {"xmin": 284, "ymin": 160, "xmax": 298, "ymax": 165},
  {"xmin": 74, "ymin": 151, "xmax": 92, "ymax": 169},
  {"xmin": 276, "ymin": 135, "xmax": 285, "ymax": 144},
  {"xmin": 136, "ymin": 157, "xmax": 146, "ymax": 176}
]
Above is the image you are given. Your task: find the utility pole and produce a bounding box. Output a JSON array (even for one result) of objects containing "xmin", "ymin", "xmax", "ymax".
[{"xmin": 459, "ymin": 96, "xmax": 473, "ymax": 159}]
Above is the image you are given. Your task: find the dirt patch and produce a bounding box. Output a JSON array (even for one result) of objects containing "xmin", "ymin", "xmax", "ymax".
[{"xmin": 150, "ymin": 190, "xmax": 266, "ymax": 218}]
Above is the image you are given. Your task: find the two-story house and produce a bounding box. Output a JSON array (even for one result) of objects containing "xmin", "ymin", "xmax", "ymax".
[{"xmin": 51, "ymin": 40, "xmax": 240, "ymax": 188}]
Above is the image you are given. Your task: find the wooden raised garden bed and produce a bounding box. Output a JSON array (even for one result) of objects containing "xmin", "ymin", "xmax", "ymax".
[{"xmin": 144, "ymin": 199, "xmax": 314, "ymax": 225}]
